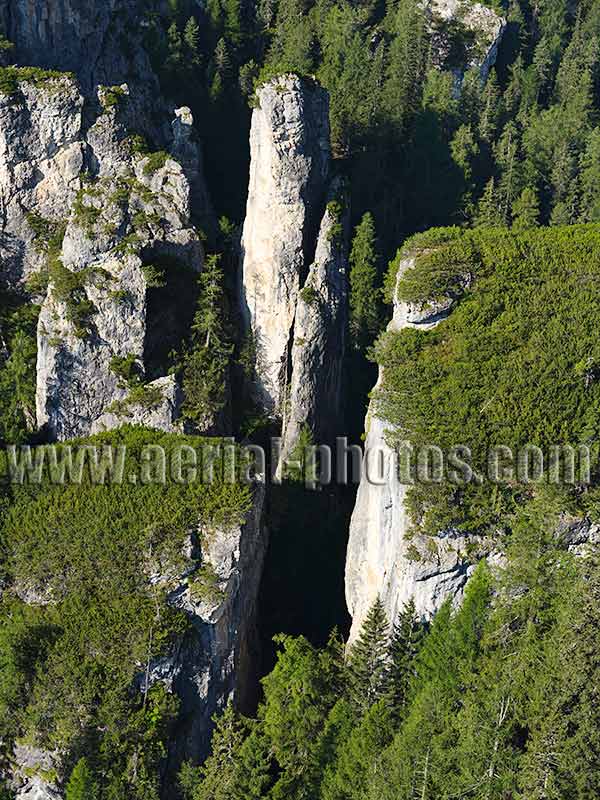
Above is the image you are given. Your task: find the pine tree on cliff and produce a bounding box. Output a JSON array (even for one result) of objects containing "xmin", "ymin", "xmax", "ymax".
[
  {"xmin": 349, "ymin": 212, "xmax": 382, "ymax": 353},
  {"xmin": 347, "ymin": 596, "xmax": 390, "ymax": 715},
  {"xmin": 182, "ymin": 254, "xmax": 232, "ymax": 427},
  {"xmin": 387, "ymin": 598, "xmax": 423, "ymax": 720},
  {"xmin": 65, "ymin": 758, "xmax": 98, "ymax": 800}
]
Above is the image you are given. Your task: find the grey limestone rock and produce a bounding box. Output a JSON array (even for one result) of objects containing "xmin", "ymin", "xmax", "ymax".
[{"xmin": 240, "ymin": 74, "xmax": 332, "ymax": 416}]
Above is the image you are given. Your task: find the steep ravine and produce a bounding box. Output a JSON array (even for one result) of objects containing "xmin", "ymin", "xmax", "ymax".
[
  {"xmin": 0, "ymin": 9, "xmax": 266, "ymax": 799},
  {"xmin": 0, "ymin": 0, "xmax": 513, "ymax": 794}
]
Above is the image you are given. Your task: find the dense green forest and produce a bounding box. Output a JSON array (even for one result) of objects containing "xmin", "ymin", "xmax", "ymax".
[
  {"xmin": 377, "ymin": 224, "xmax": 600, "ymax": 535},
  {"xmin": 180, "ymin": 492, "xmax": 600, "ymax": 800},
  {"xmin": 0, "ymin": 428, "xmax": 250, "ymax": 799},
  {"xmin": 143, "ymin": 0, "xmax": 600, "ymax": 242}
]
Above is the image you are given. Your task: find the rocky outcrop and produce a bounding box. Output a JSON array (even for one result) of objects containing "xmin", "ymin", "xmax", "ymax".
[
  {"xmin": 90, "ymin": 375, "xmax": 183, "ymax": 435},
  {"xmin": 0, "ymin": 72, "xmax": 205, "ymax": 440},
  {"xmin": 0, "ymin": 73, "xmax": 84, "ymax": 285},
  {"xmin": 0, "ymin": 60, "xmax": 214, "ymax": 443},
  {"xmin": 427, "ymin": 0, "xmax": 506, "ymax": 85},
  {"xmin": 35, "ymin": 99, "xmax": 202, "ymax": 439},
  {"xmin": 345, "ymin": 254, "xmax": 472, "ymax": 642},
  {"xmin": 280, "ymin": 178, "xmax": 349, "ymax": 464},
  {"xmin": 240, "ymin": 74, "xmax": 333, "ymax": 416},
  {"xmin": 0, "ymin": 0, "xmax": 155, "ymax": 92},
  {"xmin": 9, "ymin": 744, "xmax": 61, "ymax": 800},
  {"xmin": 142, "ymin": 484, "xmax": 267, "ymax": 768}
]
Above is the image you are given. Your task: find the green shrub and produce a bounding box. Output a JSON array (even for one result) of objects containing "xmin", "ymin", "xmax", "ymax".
[
  {"xmin": 189, "ymin": 563, "xmax": 224, "ymax": 605},
  {"xmin": 109, "ymin": 353, "xmax": 142, "ymax": 388},
  {"xmin": 25, "ymin": 213, "xmax": 66, "ymax": 255},
  {"xmin": 0, "ymin": 291, "xmax": 39, "ymax": 443},
  {"xmin": 0, "ymin": 66, "xmax": 74, "ymax": 97},
  {"xmin": 109, "ymin": 289, "xmax": 132, "ymax": 305},
  {"xmin": 141, "ymin": 264, "xmax": 166, "ymax": 288},
  {"xmin": 0, "ymin": 35, "xmax": 14, "ymax": 53},
  {"xmin": 326, "ymin": 199, "xmax": 344, "ymax": 243},
  {"xmin": 142, "ymin": 151, "xmax": 171, "ymax": 176},
  {"xmin": 100, "ymin": 84, "xmax": 127, "ymax": 110},
  {"xmin": 49, "ymin": 260, "xmax": 95, "ymax": 337},
  {"xmin": 114, "ymin": 233, "xmax": 141, "ymax": 256},
  {"xmin": 106, "ymin": 383, "xmax": 165, "ymax": 415},
  {"xmin": 128, "ymin": 134, "xmax": 150, "ymax": 155},
  {"xmin": 72, "ymin": 192, "xmax": 102, "ymax": 231},
  {"xmin": 299, "ymin": 285, "xmax": 319, "ymax": 305}
]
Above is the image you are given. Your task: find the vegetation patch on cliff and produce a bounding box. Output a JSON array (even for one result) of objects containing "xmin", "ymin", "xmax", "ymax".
[
  {"xmin": 0, "ymin": 427, "xmax": 251, "ymax": 798},
  {"xmin": 0, "ymin": 66, "xmax": 75, "ymax": 98},
  {"xmin": 375, "ymin": 223, "xmax": 600, "ymax": 535}
]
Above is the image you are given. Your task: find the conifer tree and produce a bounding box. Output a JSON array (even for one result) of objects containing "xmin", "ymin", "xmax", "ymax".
[
  {"xmin": 224, "ymin": 0, "xmax": 243, "ymax": 48},
  {"xmin": 261, "ymin": 634, "xmax": 344, "ymax": 800},
  {"xmin": 321, "ymin": 700, "xmax": 394, "ymax": 800},
  {"xmin": 578, "ymin": 128, "xmax": 600, "ymax": 222},
  {"xmin": 212, "ymin": 37, "xmax": 232, "ymax": 96},
  {"xmin": 266, "ymin": 0, "xmax": 315, "ymax": 76},
  {"xmin": 349, "ymin": 213, "xmax": 382, "ymax": 353},
  {"xmin": 184, "ymin": 17, "xmax": 201, "ymax": 67},
  {"xmin": 182, "ymin": 255, "xmax": 232, "ymax": 428},
  {"xmin": 478, "ymin": 70, "xmax": 502, "ymax": 144},
  {"xmin": 65, "ymin": 758, "xmax": 98, "ymax": 800},
  {"xmin": 474, "ymin": 178, "xmax": 504, "ymax": 227},
  {"xmin": 347, "ymin": 596, "xmax": 389, "ymax": 715},
  {"xmin": 495, "ymin": 121, "xmax": 523, "ymax": 224},
  {"xmin": 166, "ymin": 22, "xmax": 184, "ymax": 75},
  {"xmin": 386, "ymin": 598, "xmax": 423, "ymax": 720},
  {"xmin": 384, "ymin": 0, "xmax": 427, "ymax": 132},
  {"xmin": 450, "ymin": 124, "xmax": 479, "ymax": 213},
  {"xmin": 512, "ymin": 186, "xmax": 540, "ymax": 229},
  {"xmin": 182, "ymin": 701, "xmax": 248, "ymax": 800}
]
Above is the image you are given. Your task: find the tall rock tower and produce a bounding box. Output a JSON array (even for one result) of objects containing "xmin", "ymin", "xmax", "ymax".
[{"xmin": 240, "ymin": 74, "xmax": 349, "ymax": 458}]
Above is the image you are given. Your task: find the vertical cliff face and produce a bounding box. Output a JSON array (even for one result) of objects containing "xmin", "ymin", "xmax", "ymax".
[
  {"xmin": 164, "ymin": 485, "xmax": 267, "ymax": 765},
  {"xmin": 345, "ymin": 0, "xmax": 505, "ymax": 641},
  {"xmin": 0, "ymin": 0, "xmax": 153, "ymax": 91},
  {"xmin": 345, "ymin": 257, "xmax": 474, "ymax": 642},
  {"xmin": 280, "ymin": 178, "xmax": 349, "ymax": 462},
  {"xmin": 30, "ymin": 86, "xmax": 202, "ymax": 440},
  {"xmin": 0, "ymin": 75, "xmax": 84, "ymax": 285},
  {"xmin": 240, "ymin": 75, "xmax": 333, "ymax": 416}
]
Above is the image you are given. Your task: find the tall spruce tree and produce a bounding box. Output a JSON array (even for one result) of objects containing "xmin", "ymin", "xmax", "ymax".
[
  {"xmin": 347, "ymin": 596, "xmax": 389, "ymax": 715},
  {"xmin": 386, "ymin": 598, "xmax": 423, "ymax": 721},
  {"xmin": 321, "ymin": 700, "xmax": 394, "ymax": 800},
  {"xmin": 65, "ymin": 759, "xmax": 98, "ymax": 800},
  {"xmin": 349, "ymin": 213, "xmax": 382, "ymax": 353},
  {"xmin": 181, "ymin": 701, "xmax": 248, "ymax": 800},
  {"xmin": 182, "ymin": 254, "xmax": 232, "ymax": 428},
  {"xmin": 512, "ymin": 186, "xmax": 540, "ymax": 229},
  {"xmin": 261, "ymin": 634, "xmax": 344, "ymax": 800}
]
